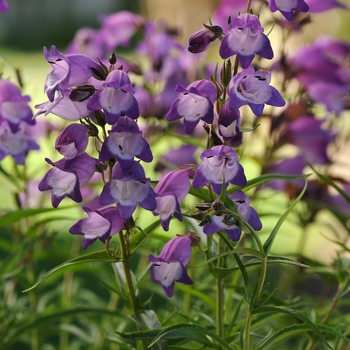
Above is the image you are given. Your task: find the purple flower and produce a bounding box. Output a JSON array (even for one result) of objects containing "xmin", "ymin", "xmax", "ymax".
[
  {"xmin": 218, "ymin": 101, "xmax": 242, "ymax": 143},
  {"xmin": 203, "ymin": 190, "xmax": 262, "ymax": 241},
  {"xmin": 188, "ymin": 24, "xmax": 223, "ymax": 54},
  {"xmin": 87, "ymin": 70, "xmax": 140, "ymax": 124},
  {"xmin": 166, "ymin": 80, "xmax": 217, "ymax": 134},
  {"xmin": 219, "ymin": 14, "xmax": 273, "ymax": 68},
  {"xmin": 99, "ymin": 11, "xmax": 144, "ymax": 51},
  {"xmin": 148, "ymin": 234, "xmax": 198, "ymax": 297},
  {"xmin": 153, "ymin": 169, "xmax": 191, "ymax": 231},
  {"xmin": 0, "ymin": 79, "xmax": 34, "ymax": 133},
  {"xmin": 0, "ymin": 122, "xmax": 39, "ymax": 164},
  {"xmin": 192, "ymin": 145, "xmax": 246, "ymax": 194},
  {"xmin": 43, "ymin": 45, "xmax": 100, "ymax": 102},
  {"xmin": 0, "ymin": 0, "xmax": 9, "ymax": 12},
  {"xmin": 100, "ymin": 161, "xmax": 156, "ymax": 219},
  {"xmin": 285, "ymin": 116, "xmax": 335, "ymax": 164},
  {"xmin": 38, "ymin": 153, "xmax": 97, "ymax": 208},
  {"xmin": 55, "ymin": 124, "xmax": 89, "ymax": 159},
  {"xmin": 35, "ymin": 88, "xmax": 93, "ymax": 121},
  {"xmin": 267, "ymin": 0, "xmax": 309, "ymax": 20},
  {"xmin": 69, "ymin": 206, "xmax": 125, "ymax": 249},
  {"xmin": 229, "ymin": 66, "xmax": 285, "ymax": 116},
  {"xmin": 99, "ymin": 116, "xmax": 152, "ymax": 171},
  {"xmin": 306, "ymin": 0, "xmax": 348, "ymax": 13}
]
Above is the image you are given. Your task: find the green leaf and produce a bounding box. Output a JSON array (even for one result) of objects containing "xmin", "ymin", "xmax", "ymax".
[
  {"xmin": 148, "ymin": 323, "xmax": 234, "ymax": 349},
  {"xmin": 255, "ymin": 323, "xmax": 349, "ymax": 350},
  {"xmin": 189, "ymin": 186, "xmax": 213, "ymax": 202},
  {"xmin": 228, "ymin": 173, "xmax": 309, "ymax": 193},
  {"xmin": 23, "ymin": 250, "xmax": 119, "ymax": 292},
  {"xmin": 253, "ymin": 306, "xmax": 332, "ymax": 349},
  {"xmin": 0, "ymin": 206, "xmax": 73, "ymax": 228},
  {"xmin": 130, "ymin": 219, "xmax": 161, "ymax": 254},
  {"xmin": 309, "ymin": 163, "xmax": 350, "ymax": 205},
  {"xmin": 263, "ymin": 176, "xmax": 308, "ymax": 255}
]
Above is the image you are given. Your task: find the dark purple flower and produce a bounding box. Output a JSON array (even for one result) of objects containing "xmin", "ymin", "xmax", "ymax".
[
  {"xmin": 229, "ymin": 66, "xmax": 285, "ymax": 116},
  {"xmin": 0, "ymin": 0, "xmax": 9, "ymax": 12},
  {"xmin": 188, "ymin": 24, "xmax": 223, "ymax": 54},
  {"xmin": 203, "ymin": 190, "xmax": 262, "ymax": 241},
  {"xmin": 0, "ymin": 122, "xmax": 39, "ymax": 164},
  {"xmin": 306, "ymin": 0, "xmax": 348, "ymax": 13},
  {"xmin": 166, "ymin": 80, "xmax": 217, "ymax": 134},
  {"xmin": 99, "ymin": 116, "xmax": 152, "ymax": 171},
  {"xmin": 0, "ymin": 79, "xmax": 34, "ymax": 133},
  {"xmin": 268, "ymin": 0, "xmax": 309, "ymax": 20},
  {"xmin": 148, "ymin": 234, "xmax": 198, "ymax": 297},
  {"xmin": 192, "ymin": 145, "xmax": 246, "ymax": 194},
  {"xmin": 99, "ymin": 11, "xmax": 144, "ymax": 51},
  {"xmin": 38, "ymin": 153, "xmax": 97, "ymax": 208},
  {"xmin": 87, "ymin": 70, "xmax": 139, "ymax": 124},
  {"xmin": 69, "ymin": 206, "xmax": 125, "ymax": 249},
  {"xmin": 219, "ymin": 14, "xmax": 273, "ymax": 68},
  {"xmin": 43, "ymin": 45, "xmax": 100, "ymax": 102},
  {"xmin": 153, "ymin": 169, "xmax": 191, "ymax": 231},
  {"xmin": 55, "ymin": 123, "xmax": 89, "ymax": 159},
  {"xmin": 218, "ymin": 101, "xmax": 242, "ymax": 143},
  {"xmin": 285, "ymin": 116, "xmax": 336, "ymax": 164},
  {"xmin": 35, "ymin": 87, "xmax": 94, "ymax": 121},
  {"xmin": 100, "ymin": 161, "xmax": 156, "ymax": 219}
]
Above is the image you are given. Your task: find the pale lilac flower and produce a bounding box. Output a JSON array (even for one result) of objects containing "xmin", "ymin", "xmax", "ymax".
[
  {"xmin": 148, "ymin": 234, "xmax": 198, "ymax": 297},
  {"xmin": 267, "ymin": 0, "xmax": 309, "ymax": 20},
  {"xmin": 0, "ymin": 79, "xmax": 34, "ymax": 132},
  {"xmin": 38, "ymin": 153, "xmax": 97, "ymax": 208},
  {"xmin": 166, "ymin": 80, "xmax": 217, "ymax": 134},
  {"xmin": 87, "ymin": 70, "xmax": 139, "ymax": 124},
  {"xmin": 69, "ymin": 206, "xmax": 125, "ymax": 249},
  {"xmin": 192, "ymin": 145, "xmax": 246, "ymax": 194},
  {"xmin": 99, "ymin": 11, "xmax": 144, "ymax": 51},
  {"xmin": 99, "ymin": 116, "xmax": 152, "ymax": 171},
  {"xmin": 0, "ymin": 122, "xmax": 39, "ymax": 164},
  {"xmin": 153, "ymin": 169, "xmax": 191, "ymax": 231},
  {"xmin": 219, "ymin": 14, "xmax": 273, "ymax": 68},
  {"xmin": 229, "ymin": 66, "xmax": 285, "ymax": 116},
  {"xmin": 203, "ymin": 190, "xmax": 262, "ymax": 241},
  {"xmin": 100, "ymin": 161, "xmax": 156, "ymax": 219}
]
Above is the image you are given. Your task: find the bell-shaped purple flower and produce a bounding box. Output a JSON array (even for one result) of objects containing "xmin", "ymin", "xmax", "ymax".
[
  {"xmin": 0, "ymin": 79, "xmax": 34, "ymax": 133},
  {"xmin": 0, "ymin": 0, "xmax": 9, "ymax": 12},
  {"xmin": 219, "ymin": 14, "xmax": 273, "ymax": 68},
  {"xmin": 69, "ymin": 206, "xmax": 125, "ymax": 249},
  {"xmin": 203, "ymin": 190, "xmax": 262, "ymax": 241},
  {"xmin": 87, "ymin": 70, "xmax": 140, "ymax": 124},
  {"xmin": 99, "ymin": 116, "xmax": 152, "ymax": 171},
  {"xmin": 229, "ymin": 66, "xmax": 285, "ymax": 116},
  {"xmin": 100, "ymin": 161, "xmax": 156, "ymax": 219},
  {"xmin": 35, "ymin": 88, "xmax": 93, "ymax": 121},
  {"xmin": 166, "ymin": 80, "xmax": 217, "ymax": 134},
  {"xmin": 192, "ymin": 145, "xmax": 246, "ymax": 194},
  {"xmin": 38, "ymin": 153, "xmax": 97, "ymax": 208},
  {"xmin": 218, "ymin": 101, "xmax": 242, "ymax": 143},
  {"xmin": 43, "ymin": 45, "xmax": 100, "ymax": 102},
  {"xmin": 148, "ymin": 234, "xmax": 198, "ymax": 297},
  {"xmin": 268, "ymin": 0, "xmax": 309, "ymax": 20},
  {"xmin": 153, "ymin": 169, "xmax": 191, "ymax": 231},
  {"xmin": 188, "ymin": 24, "xmax": 223, "ymax": 54},
  {"xmin": 0, "ymin": 122, "xmax": 39, "ymax": 164},
  {"xmin": 55, "ymin": 123, "xmax": 89, "ymax": 159}
]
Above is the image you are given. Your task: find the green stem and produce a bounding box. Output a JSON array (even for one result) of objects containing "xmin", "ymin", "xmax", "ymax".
[
  {"xmin": 216, "ymin": 236, "xmax": 225, "ymax": 343},
  {"xmin": 246, "ymin": 0, "xmax": 252, "ymax": 13}
]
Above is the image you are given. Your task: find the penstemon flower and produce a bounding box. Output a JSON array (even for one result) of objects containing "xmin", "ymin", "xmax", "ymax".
[
  {"xmin": 0, "ymin": 0, "xmax": 9, "ymax": 12},
  {"xmin": 228, "ymin": 65, "xmax": 285, "ymax": 116},
  {"xmin": 267, "ymin": 0, "xmax": 309, "ymax": 20},
  {"xmin": 219, "ymin": 13, "xmax": 274, "ymax": 68}
]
